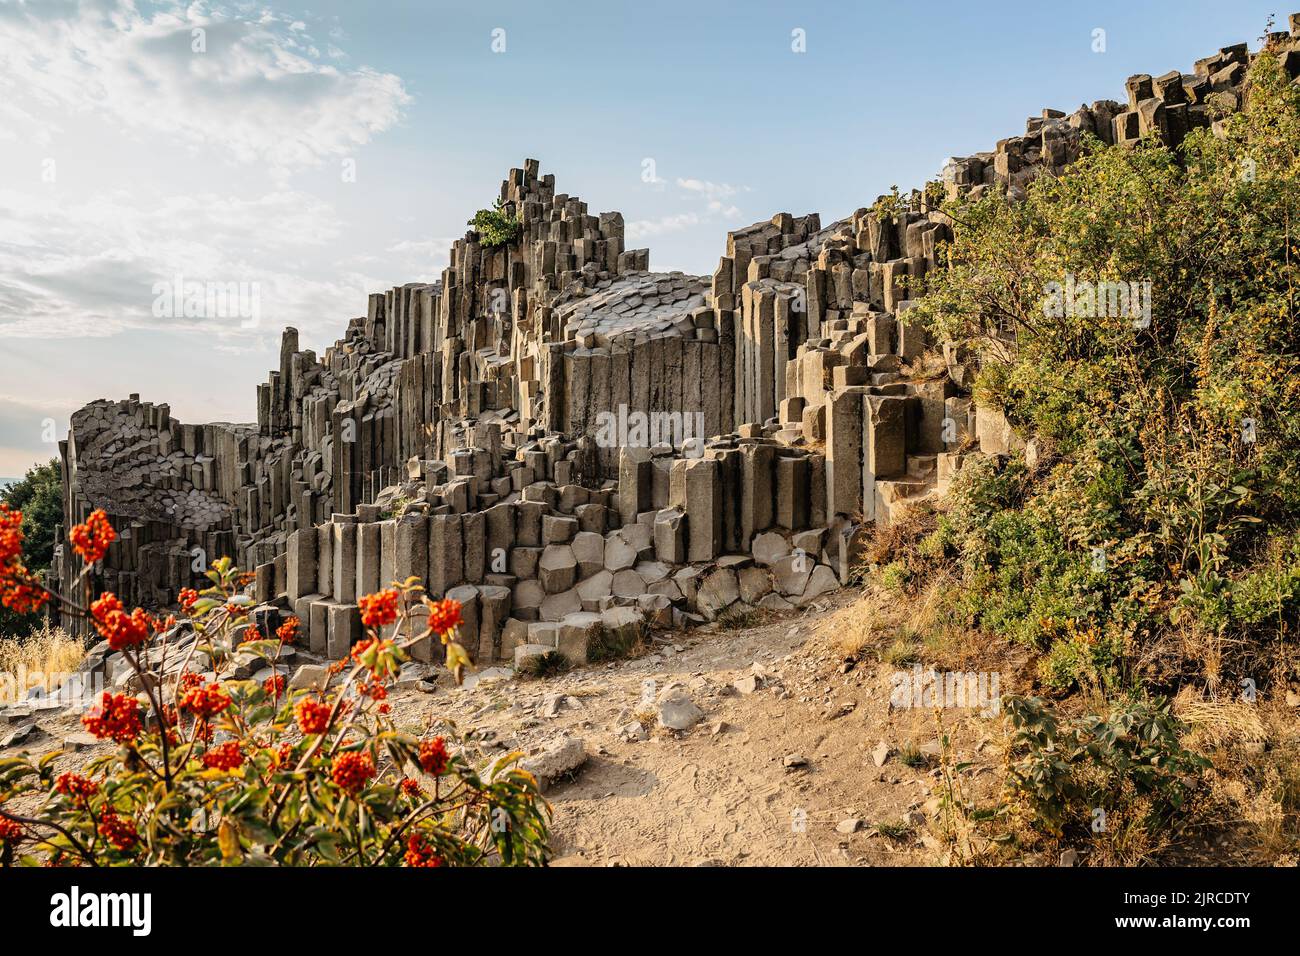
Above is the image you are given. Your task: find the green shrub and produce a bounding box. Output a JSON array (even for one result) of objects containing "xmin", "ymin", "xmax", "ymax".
[
  {"xmin": 911, "ymin": 44, "xmax": 1300, "ymax": 687},
  {"xmin": 468, "ymin": 200, "xmax": 522, "ymax": 248},
  {"xmin": 1037, "ymin": 619, "xmax": 1129, "ymax": 692},
  {"xmin": 1003, "ymin": 695, "xmax": 1207, "ymax": 841},
  {"xmin": 878, "ymin": 561, "xmax": 910, "ymax": 593}
]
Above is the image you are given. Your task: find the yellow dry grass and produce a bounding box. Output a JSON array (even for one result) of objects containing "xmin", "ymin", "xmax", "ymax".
[
  {"xmin": 1173, "ymin": 687, "xmax": 1268, "ymax": 749},
  {"xmin": 817, "ymin": 586, "xmax": 895, "ymax": 660},
  {"xmin": 0, "ymin": 622, "xmax": 86, "ymax": 701}
]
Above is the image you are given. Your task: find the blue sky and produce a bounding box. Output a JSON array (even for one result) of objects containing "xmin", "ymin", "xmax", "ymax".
[{"xmin": 0, "ymin": 0, "xmax": 1284, "ymax": 476}]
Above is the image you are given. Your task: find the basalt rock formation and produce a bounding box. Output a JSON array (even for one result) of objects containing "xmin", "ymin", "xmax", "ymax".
[{"xmin": 47, "ymin": 19, "xmax": 1300, "ymax": 669}]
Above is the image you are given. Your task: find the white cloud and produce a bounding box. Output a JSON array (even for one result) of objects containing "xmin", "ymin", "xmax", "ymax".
[
  {"xmin": 0, "ymin": 2, "xmax": 417, "ymax": 345},
  {"xmin": 675, "ymin": 178, "xmax": 739, "ymax": 202},
  {"xmin": 625, "ymin": 212, "xmax": 702, "ymax": 242},
  {"xmin": 385, "ymin": 238, "xmax": 456, "ymax": 273},
  {"xmin": 626, "ymin": 176, "xmax": 751, "ymax": 243},
  {"xmin": 0, "ymin": 186, "xmax": 375, "ymax": 339},
  {"xmin": 0, "ymin": 0, "xmax": 411, "ymax": 175},
  {"xmin": 0, "ymin": 392, "xmax": 71, "ymax": 474}
]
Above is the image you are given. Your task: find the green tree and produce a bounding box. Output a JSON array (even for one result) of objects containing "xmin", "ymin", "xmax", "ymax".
[
  {"xmin": 0, "ymin": 459, "xmax": 62, "ymax": 638},
  {"xmin": 913, "ymin": 44, "xmax": 1300, "ymax": 690},
  {"xmin": 467, "ymin": 200, "xmax": 522, "ymax": 248}
]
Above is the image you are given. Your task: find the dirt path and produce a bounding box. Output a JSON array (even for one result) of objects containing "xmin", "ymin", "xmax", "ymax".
[
  {"xmin": 421, "ymin": 590, "xmax": 1006, "ymax": 866},
  {"xmin": 1, "ymin": 590, "xmax": 1010, "ymax": 866}
]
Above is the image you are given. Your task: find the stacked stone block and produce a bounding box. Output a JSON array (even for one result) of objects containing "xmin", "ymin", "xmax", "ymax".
[{"xmin": 52, "ymin": 22, "xmax": 1295, "ymax": 656}]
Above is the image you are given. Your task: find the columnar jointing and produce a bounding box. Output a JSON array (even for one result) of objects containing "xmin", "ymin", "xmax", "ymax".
[{"xmin": 49, "ymin": 24, "xmax": 1288, "ymax": 665}]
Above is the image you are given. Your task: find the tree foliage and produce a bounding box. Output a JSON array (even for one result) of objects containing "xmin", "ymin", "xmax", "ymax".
[
  {"xmin": 913, "ymin": 46, "xmax": 1300, "ymax": 691},
  {"xmin": 0, "ymin": 460, "xmax": 61, "ymax": 638},
  {"xmin": 468, "ymin": 200, "xmax": 522, "ymax": 248}
]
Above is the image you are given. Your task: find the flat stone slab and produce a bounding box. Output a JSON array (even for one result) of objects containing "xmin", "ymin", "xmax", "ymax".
[
  {"xmin": 611, "ymin": 569, "xmax": 647, "ymax": 598},
  {"xmin": 520, "ymin": 734, "xmax": 588, "ymax": 789},
  {"xmin": 540, "ymin": 587, "xmax": 583, "ymax": 621},
  {"xmin": 603, "ymin": 534, "xmax": 638, "ymax": 571}
]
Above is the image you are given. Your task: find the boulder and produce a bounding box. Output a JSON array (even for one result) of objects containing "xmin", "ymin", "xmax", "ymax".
[
  {"xmin": 796, "ymin": 564, "xmax": 839, "ymax": 604},
  {"xmin": 752, "ymin": 530, "xmax": 791, "ymax": 566},
  {"xmin": 696, "ymin": 568, "xmax": 740, "ymax": 618},
  {"xmin": 772, "ymin": 553, "xmax": 813, "ymax": 596},
  {"xmin": 656, "ymin": 687, "xmax": 704, "ymax": 730},
  {"xmin": 289, "ymin": 663, "xmax": 330, "ymax": 692},
  {"xmin": 738, "ymin": 565, "xmax": 773, "ymax": 604},
  {"xmin": 519, "ymin": 734, "xmax": 587, "ymax": 789}
]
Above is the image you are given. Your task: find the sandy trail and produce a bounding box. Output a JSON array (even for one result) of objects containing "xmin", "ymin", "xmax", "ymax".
[{"xmin": 1, "ymin": 591, "xmax": 1008, "ymax": 866}]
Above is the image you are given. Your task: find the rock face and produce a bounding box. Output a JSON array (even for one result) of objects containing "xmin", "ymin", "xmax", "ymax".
[{"xmin": 47, "ymin": 24, "xmax": 1289, "ymax": 663}]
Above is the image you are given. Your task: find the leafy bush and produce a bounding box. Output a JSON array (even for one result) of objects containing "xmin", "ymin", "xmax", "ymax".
[
  {"xmin": 0, "ymin": 512, "xmax": 550, "ymax": 866},
  {"xmin": 912, "ymin": 44, "xmax": 1300, "ymax": 689},
  {"xmin": 468, "ymin": 200, "xmax": 522, "ymax": 248},
  {"xmin": 1003, "ymin": 695, "xmax": 1208, "ymax": 845},
  {"xmin": 877, "ymin": 561, "xmax": 910, "ymax": 593}
]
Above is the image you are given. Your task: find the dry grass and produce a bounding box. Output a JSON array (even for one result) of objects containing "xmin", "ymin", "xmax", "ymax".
[
  {"xmin": 1174, "ymin": 688, "xmax": 1268, "ymax": 749},
  {"xmin": 717, "ymin": 605, "xmax": 767, "ymax": 631},
  {"xmin": 817, "ymin": 586, "xmax": 896, "ymax": 660},
  {"xmin": 859, "ymin": 506, "xmax": 938, "ymax": 569},
  {"xmin": 0, "ymin": 622, "xmax": 86, "ymax": 702},
  {"xmin": 882, "ymin": 636, "xmax": 922, "ymax": 666},
  {"xmin": 1183, "ymin": 688, "xmax": 1300, "ymax": 863}
]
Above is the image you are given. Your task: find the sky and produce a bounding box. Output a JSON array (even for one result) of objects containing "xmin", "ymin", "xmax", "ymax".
[{"xmin": 0, "ymin": 0, "xmax": 1286, "ymax": 477}]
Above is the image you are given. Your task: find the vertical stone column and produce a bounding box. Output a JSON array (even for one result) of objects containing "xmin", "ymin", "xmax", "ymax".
[
  {"xmin": 427, "ymin": 514, "xmax": 464, "ymax": 597},
  {"xmin": 379, "ymin": 519, "xmax": 397, "ymax": 590},
  {"xmin": 394, "ymin": 514, "xmax": 429, "ymax": 585},
  {"xmin": 670, "ymin": 457, "xmax": 724, "ymax": 562},
  {"xmin": 285, "ymin": 528, "xmax": 317, "ymax": 602},
  {"xmin": 462, "ymin": 511, "xmax": 486, "ymax": 584},
  {"xmin": 315, "ymin": 524, "xmax": 333, "ymax": 597},
  {"xmin": 355, "ymin": 522, "xmax": 381, "ymax": 599},
  {"xmin": 775, "ymin": 456, "xmax": 810, "ymax": 531},
  {"xmin": 825, "ymin": 387, "xmax": 866, "ymax": 520},
  {"xmin": 331, "ymin": 519, "xmax": 358, "ymax": 604},
  {"xmin": 863, "ymin": 395, "xmax": 907, "ymax": 522},
  {"xmin": 740, "ymin": 443, "xmax": 776, "ymax": 549},
  {"xmin": 326, "ymin": 604, "xmax": 360, "ymax": 658},
  {"xmin": 618, "ymin": 446, "xmax": 652, "ymax": 526}
]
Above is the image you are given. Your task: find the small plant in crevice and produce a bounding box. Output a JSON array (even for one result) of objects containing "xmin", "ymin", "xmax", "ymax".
[
  {"xmin": 519, "ymin": 649, "xmax": 570, "ymax": 679},
  {"xmin": 875, "ymin": 820, "xmax": 912, "ymax": 840},
  {"xmin": 468, "ymin": 200, "xmax": 522, "ymax": 248}
]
